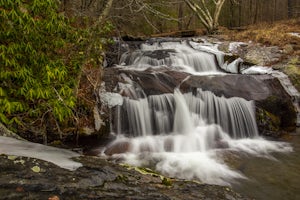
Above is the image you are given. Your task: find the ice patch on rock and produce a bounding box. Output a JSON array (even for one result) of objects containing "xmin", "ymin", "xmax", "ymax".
[
  {"xmin": 100, "ymin": 92, "xmax": 124, "ymax": 108},
  {"xmin": 0, "ymin": 136, "xmax": 82, "ymax": 170},
  {"xmin": 222, "ymin": 58, "xmax": 243, "ymax": 73},
  {"xmin": 241, "ymin": 66, "xmax": 273, "ymax": 75}
]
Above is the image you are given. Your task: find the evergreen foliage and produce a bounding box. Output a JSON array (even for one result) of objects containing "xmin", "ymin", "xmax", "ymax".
[{"xmin": 0, "ymin": 0, "xmax": 110, "ymax": 136}]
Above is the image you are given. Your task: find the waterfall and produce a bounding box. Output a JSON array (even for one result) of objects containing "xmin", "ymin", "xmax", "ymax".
[
  {"xmin": 119, "ymin": 41, "xmax": 222, "ymax": 73},
  {"xmin": 102, "ymin": 39, "xmax": 292, "ymax": 186},
  {"xmin": 173, "ymin": 89, "xmax": 194, "ymax": 135},
  {"xmin": 113, "ymin": 89, "xmax": 258, "ymax": 139}
]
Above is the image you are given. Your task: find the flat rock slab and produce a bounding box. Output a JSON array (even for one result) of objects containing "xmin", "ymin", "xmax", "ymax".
[{"xmin": 0, "ymin": 155, "xmax": 251, "ymax": 200}]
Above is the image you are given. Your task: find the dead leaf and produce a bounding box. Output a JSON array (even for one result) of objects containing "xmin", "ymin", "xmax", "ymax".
[{"xmin": 31, "ymin": 166, "xmax": 41, "ymax": 173}]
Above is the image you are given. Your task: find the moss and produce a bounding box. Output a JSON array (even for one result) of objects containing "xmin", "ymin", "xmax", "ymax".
[
  {"xmin": 256, "ymin": 108, "xmax": 281, "ymax": 137},
  {"xmin": 162, "ymin": 177, "xmax": 172, "ymax": 186},
  {"xmin": 119, "ymin": 163, "xmax": 173, "ymax": 186},
  {"xmin": 116, "ymin": 174, "xmax": 128, "ymax": 183},
  {"xmin": 283, "ymin": 57, "xmax": 300, "ymax": 92}
]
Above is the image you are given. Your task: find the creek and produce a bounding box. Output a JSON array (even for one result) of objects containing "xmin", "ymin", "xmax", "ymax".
[
  {"xmin": 232, "ymin": 130, "xmax": 300, "ymax": 200},
  {"xmin": 98, "ymin": 37, "xmax": 299, "ymax": 197}
]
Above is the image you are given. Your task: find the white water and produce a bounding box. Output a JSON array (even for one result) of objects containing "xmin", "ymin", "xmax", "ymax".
[
  {"xmin": 114, "ymin": 89, "xmax": 258, "ymax": 138},
  {"xmin": 103, "ymin": 40, "xmax": 293, "ymax": 186},
  {"xmin": 119, "ymin": 41, "xmax": 225, "ymax": 74},
  {"xmin": 105, "ymin": 89, "xmax": 291, "ymax": 185}
]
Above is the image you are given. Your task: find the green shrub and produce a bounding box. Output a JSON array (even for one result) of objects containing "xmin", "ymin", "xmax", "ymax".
[{"xmin": 0, "ymin": 0, "xmax": 111, "ymax": 138}]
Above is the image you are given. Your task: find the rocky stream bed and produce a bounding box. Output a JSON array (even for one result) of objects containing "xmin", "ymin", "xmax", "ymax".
[{"xmin": 0, "ymin": 153, "xmax": 251, "ymax": 200}]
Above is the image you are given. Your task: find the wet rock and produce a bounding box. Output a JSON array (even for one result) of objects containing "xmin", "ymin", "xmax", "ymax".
[
  {"xmin": 104, "ymin": 140, "xmax": 131, "ymax": 155},
  {"xmin": 256, "ymin": 95, "xmax": 296, "ymax": 132},
  {"xmin": 0, "ymin": 155, "xmax": 251, "ymax": 200},
  {"xmin": 103, "ymin": 67, "xmax": 189, "ymax": 96},
  {"xmin": 256, "ymin": 108, "xmax": 281, "ymax": 137},
  {"xmin": 180, "ymin": 74, "xmax": 272, "ymax": 100}
]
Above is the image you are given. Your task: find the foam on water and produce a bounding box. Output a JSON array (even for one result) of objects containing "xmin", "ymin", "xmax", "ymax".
[
  {"xmin": 105, "ymin": 89, "xmax": 292, "ymax": 185},
  {"xmin": 107, "ymin": 126, "xmax": 291, "ymax": 186}
]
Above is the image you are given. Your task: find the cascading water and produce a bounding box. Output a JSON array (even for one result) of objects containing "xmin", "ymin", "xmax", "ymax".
[
  {"xmin": 102, "ymin": 39, "xmax": 292, "ymax": 186},
  {"xmin": 119, "ymin": 41, "xmax": 223, "ymax": 74},
  {"xmin": 113, "ymin": 89, "xmax": 258, "ymax": 139}
]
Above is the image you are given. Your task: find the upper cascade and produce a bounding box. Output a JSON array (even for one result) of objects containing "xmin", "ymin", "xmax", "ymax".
[{"xmin": 119, "ymin": 40, "xmax": 225, "ymax": 74}]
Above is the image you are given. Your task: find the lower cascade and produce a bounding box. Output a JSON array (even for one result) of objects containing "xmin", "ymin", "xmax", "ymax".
[
  {"xmin": 114, "ymin": 89, "xmax": 258, "ymax": 139},
  {"xmin": 101, "ymin": 39, "xmax": 293, "ymax": 186},
  {"xmin": 104, "ymin": 89, "xmax": 291, "ymax": 185}
]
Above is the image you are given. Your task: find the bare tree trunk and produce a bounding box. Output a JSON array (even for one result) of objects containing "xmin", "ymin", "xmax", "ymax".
[
  {"xmin": 288, "ymin": 0, "xmax": 292, "ymax": 18},
  {"xmin": 273, "ymin": 0, "xmax": 277, "ymax": 22},
  {"xmin": 229, "ymin": 0, "xmax": 235, "ymax": 27},
  {"xmin": 254, "ymin": 0, "xmax": 259, "ymax": 23},
  {"xmin": 184, "ymin": 0, "xmax": 228, "ymax": 33},
  {"xmin": 238, "ymin": 0, "xmax": 242, "ymax": 26},
  {"xmin": 99, "ymin": 0, "xmax": 114, "ymax": 22},
  {"xmin": 213, "ymin": 0, "xmax": 226, "ymax": 28},
  {"xmin": 178, "ymin": 2, "xmax": 184, "ymax": 30}
]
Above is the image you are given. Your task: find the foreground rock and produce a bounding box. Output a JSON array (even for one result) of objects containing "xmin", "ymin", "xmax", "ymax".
[{"xmin": 0, "ymin": 154, "xmax": 251, "ymax": 200}]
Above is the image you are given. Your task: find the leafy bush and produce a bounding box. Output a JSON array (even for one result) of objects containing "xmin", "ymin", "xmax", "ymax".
[{"xmin": 0, "ymin": 0, "xmax": 110, "ymax": 138}]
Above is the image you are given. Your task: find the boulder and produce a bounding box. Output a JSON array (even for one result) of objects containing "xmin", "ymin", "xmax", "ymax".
[{"xmin": 224, "ymin": 42, "xmax": 283, "ymax": 66}]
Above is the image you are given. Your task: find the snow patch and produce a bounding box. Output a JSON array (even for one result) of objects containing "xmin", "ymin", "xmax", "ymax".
[
  {"xmin": 241, "ymin": 66, "xmax": 273, "ymax": 75},
  {"xmin": 100, "ymin": 92, "xmax": 124, "ymax": 108},
  {"xmin": 0, "ymin": 136, "xmax": 82, "ymax": 170}
]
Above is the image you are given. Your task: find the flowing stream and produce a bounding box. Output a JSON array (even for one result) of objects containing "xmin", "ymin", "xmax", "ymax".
[
  {"xmin": 232, "ymin": 130, "xmax": 300, "ymax": 200},
  {"xmin": 100, "ymin": 39, "xmax": 295, "ymax": 191}
]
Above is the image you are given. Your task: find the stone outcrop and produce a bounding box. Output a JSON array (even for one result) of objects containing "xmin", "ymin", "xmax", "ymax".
[
  {"xmin": 0, "ymin": 154, "xmax": 251, "ymax": 200},
  {"xmin": 219, "ymin": 41, "xmax": 283, "ymax": 66}
]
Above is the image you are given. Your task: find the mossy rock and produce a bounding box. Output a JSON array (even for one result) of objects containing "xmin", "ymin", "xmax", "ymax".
[
  {"xmin": 256, "ymin": 108, "xmax": 281, "ymax": 137},
  {"xmin": 256, "ymin": 95, "xmax": 297, "ymax": 134},
  {"xmin": 283, "ymin": 57, "xmax": 300, "ymax": 92}
]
